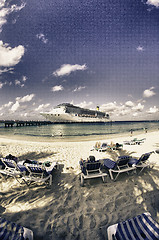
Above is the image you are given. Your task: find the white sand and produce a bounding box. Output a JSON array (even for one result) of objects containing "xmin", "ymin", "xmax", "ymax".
[{"xmin": 0, "ymin": 131, "xmax": 159, "ymax": 240}]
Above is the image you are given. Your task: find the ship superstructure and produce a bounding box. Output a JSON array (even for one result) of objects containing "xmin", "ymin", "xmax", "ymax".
[{"xmin": 41, "ymin": 103, "xmax": 110, "ymax": 123}]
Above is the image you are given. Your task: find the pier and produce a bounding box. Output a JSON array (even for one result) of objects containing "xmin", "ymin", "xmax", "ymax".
[{"xmin": 0, "ymin": 120, "xmax": 52, "ymax": 128}]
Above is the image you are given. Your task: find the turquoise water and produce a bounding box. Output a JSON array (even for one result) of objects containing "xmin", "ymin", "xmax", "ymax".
[{"xmin": 0, "ymin": 121, "xmax": 159, "ymax": 139}]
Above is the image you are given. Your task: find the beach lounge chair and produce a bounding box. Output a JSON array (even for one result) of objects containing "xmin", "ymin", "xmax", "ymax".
[
  {"xmin": 79, "ymin": 156, "xmax": 107, "ymax": 186},
  {"xmin": 0, "ymin": 158, "xmax": 25, "ymax": 181},
  {"xmin": 132, "ymin": 138, "xmax": 146, "ymax": 145},
  {"xmin": 103, "ymin": 156, "xmax": 135, "ymax": 181},
  {"xmin": 128, "ymin": 151, "xmax": 154, "ymax": 174},
  {"xmin": 123, "ymin": 138, "xmax": 145, "ymax": 145},
  {"xmin": 22, "ymin": 163, "xmax": 53, "ymax": 186},
  {"xmin": 0, "ymin": 216, "xmax": 33, "ymax": 240},
  {"xmin": 93, "ymin": 142, "xmax": 111, "ymax": 152},
  {"xmin": 107, "ymin": 212, "xmax": 159, "ymax": 240},
  {"xmin": 111, "ymin": 143, "xmax": 123, "ymax": 150}
]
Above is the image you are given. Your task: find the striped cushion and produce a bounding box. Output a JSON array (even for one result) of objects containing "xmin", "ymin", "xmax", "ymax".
[
  {"xmin": 0, "ymin": 217, "xmax": 24, "ymax": 240},
  {"xmin": 103, "ymin": 159, "xmax": 116, "ymax": 169},
  {"xmin": 3, "ymin": 159, "xmax": 16, "ymax": 168},
  {"xmin": 115, "ymin": 213, "xmax": 159, "ymax": 240}
]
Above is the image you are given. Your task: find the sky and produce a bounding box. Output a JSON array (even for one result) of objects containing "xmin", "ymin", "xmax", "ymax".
[{"xmin": 0, "ymin": 0, "xmax": 159, "ymax": 121}]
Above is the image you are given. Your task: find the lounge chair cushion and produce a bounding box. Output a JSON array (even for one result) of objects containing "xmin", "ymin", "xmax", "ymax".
[
  {"xmin": 114, "ymin": 213, "xmax": 159, "ymax": 240},
  {"xmin": 103, "ymin": 158, "xmax": 116, "ymax": 169},
  {"xmin": 0, "ymin": 217, "xmax": 33, "ymax": 240},
  {"xmin": 103, "ymin": 157, "xmax": 131, "ymax": 170},
  {"xmin": 117, "ymin": 156, "xmax": 132, "ymax": 166},
  {"xmin": 128, "ymin": 152, "xmax": 152, "ymax": 167},
  {"xmin": 0, "ymin": 217, "xmax": 24, "ymax": 240}
]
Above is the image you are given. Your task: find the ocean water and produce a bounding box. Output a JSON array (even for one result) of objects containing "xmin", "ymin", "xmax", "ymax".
[{"xmin": 0, "ymin": 121, "xmax": 159, "ymax": 140}]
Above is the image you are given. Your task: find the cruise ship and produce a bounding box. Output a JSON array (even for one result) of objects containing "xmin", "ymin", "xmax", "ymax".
[{"xmin": 41, "ymin": 103, "xmax": 110, "ymax": 123}]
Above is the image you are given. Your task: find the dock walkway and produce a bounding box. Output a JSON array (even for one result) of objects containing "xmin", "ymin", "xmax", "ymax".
[{"xmin": 0, "ymin": 120, "xmax": 52, "ymax": 128}]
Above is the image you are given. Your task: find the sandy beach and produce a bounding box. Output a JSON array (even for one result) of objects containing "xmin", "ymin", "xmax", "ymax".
[{"xmin": 0, "ymin": 130, "xmax": 159, "ymax": 240}]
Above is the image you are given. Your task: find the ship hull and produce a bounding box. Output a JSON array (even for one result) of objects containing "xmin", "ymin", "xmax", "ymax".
[{"xmin": 41, "ymin": 113, "xmax": 109, "ymax": 123}]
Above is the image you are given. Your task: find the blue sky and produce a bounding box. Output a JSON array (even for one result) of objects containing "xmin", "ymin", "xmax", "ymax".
[{"xmin": 0, "ymin": 0, "xmax": 159, "ymax": 120}]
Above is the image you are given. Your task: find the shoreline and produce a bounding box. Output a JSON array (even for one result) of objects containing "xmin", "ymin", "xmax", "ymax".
[{"xmin": 0, "ymin": 128, "xmax": 153, "ymax": 143}]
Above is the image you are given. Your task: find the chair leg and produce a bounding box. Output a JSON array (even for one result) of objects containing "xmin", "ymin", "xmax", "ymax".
[
  {"xmin": 0, "ymin": 172, "xmax": 6, "ymax": 179},
  {"xmin": 102, "ymin": 175, "xmax": 107, "ymax": 183},
  {"xmin": 109, "ymin": 170, "xmax": 114, "ymax": 180},
  {"xmin": 49, "ymin": 175, "xmax": 52, "ymax": 186},
  {"xmin": 137, "ymin": 167, "xmax": 145, "ymax": 175},
  {"xmin": 80, "ymin": 174, "xmax": 84, "ymax": 187},
  {"xmin": 114, "ymin": 173, "xmax": 120, "ymax": 181}
]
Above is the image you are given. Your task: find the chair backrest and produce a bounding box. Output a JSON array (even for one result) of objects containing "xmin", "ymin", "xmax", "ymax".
[
  {"xmin": 88, "ymin": 156, "xmax": 95, "ymax": 162},
  {"xmin": 86, "ymin": 161, "xmax": 101, "ymax": 171},
  {"xmin": 5, "ymin": 154, "xmax": 18, "ymax": 162},
  {"xmin": 25, "ymin": 164, "xmax": 45, "ymax": 174},
  {"xmin": 117, "ymin": 156, "xmax": 132, "ymax": 166},
  {"xmin": 138, "ymin": 152, "xmax": 151, "ymax": 163},
  {"xmin": 101, "ymin": 143, "xmax": 107, "ymax": 148},
  {"xmin": 115, "ymin": 213, "xmax": 159, "ymax": 240},
  {"xmin": 2, "ymin": 158, "xmax": 16, "ymax": 168}
]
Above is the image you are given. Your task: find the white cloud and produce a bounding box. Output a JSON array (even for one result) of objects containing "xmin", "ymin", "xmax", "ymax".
[
  {"xmin": 0, "ymin": 1, "xmax": 26, "ymax": 32},
  {"xmin": 15, "ymin": 80, "xmax": 21, "ymax": 85},
  {"xmin": 146, "ymin": 0, "xmax": 159, "ymax": 7},
  {"xmin": 0, "ymin": 101, "xmax": 13, "ymax": 112},
  {"xmin": 76, "ymin": 101, "xmax": 93, "ymax": 109},
  {"xmin": 16, "ymin": 94, "xmax": 35, "ymax": 103},
  {"xmin": 8, "ymin": 94, "xmax": 35, "ymax": 114},
  {"xmin": 0, "ymin": 81, "xmax": 4, "ymax": 88},
  {"xmin": 10, "ymin": 101, "xmax": 20, "ymax": 112},
  {"xmin": 14, "ymin": 76, "xmax": 27, "ymax": 87},
  {"xmin": 51, "ymin": 85, "xmax": 64, "ymax": 92},
  {"xmin": 147, "ymin": 106, "xmax": 159, "ymax": 114},
  {"xmin": 125, "ymin": 101, "xmax": 134, "ymax": 107},
  {"xmin": 4, "ymin": 101, "xmax": 13, "ymax": 107},
  {"xmin": 23, "ymin": 113, "xmax": 28, "ymax": 117},
  {"xmin": 119, "ymin": 108, "xmax": 132, "ymax": 116},
  {"xmin": 100, "ymin": 100, "xmax": 145, "ymax": 119},
  {"xmin": 0, "ymin": 41, "xmax": 25, "ymax": 67},
  {"xmin": 53, "ymin": 64, "xmax": 87, "ymax": 77},
  {"xmin": 0, "ymin": 67, "xmax": 14, "ymax": 74},
  {"xmin": 100, "ymin": 102, "xmax": 118, "ymax": 112},
  {"xmin": 132, "ymin": 103, "xmax": 144, "ymax": 112},
  {"xmin": 10, "ymin": 3, "xmax": 26, "ymax": 12},
  {"xmin": 22, "ymin": 75, "xmax": 27, "ymax": 82},
  {"xmin": 143, "ymin": 87, "xmax": 156, "ymax": 98},
  {"xmin": 36, "ymin": 33, "xmax": 48, "ymax": 44},
  {"xmin": 136, "ymin": 46, "xmax": 144, "ymax": 51},
  {"xmin": 15, "ymin": 79, "xmax": 24, "ymax": 87},
  {"xmin": 35, "ymin": 103, "xmax": 50, "ymax": 111},
  {"xmin": 73, "ymin": 86, "xmax": 86, "ymax": 92}
]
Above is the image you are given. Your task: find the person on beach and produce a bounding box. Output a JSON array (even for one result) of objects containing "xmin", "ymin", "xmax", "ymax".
[{"xmin": 130, "ymin": 129, "xmax": 133, "ymax": 137}]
